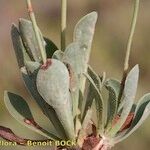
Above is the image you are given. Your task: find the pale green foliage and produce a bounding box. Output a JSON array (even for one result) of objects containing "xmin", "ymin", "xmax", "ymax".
[
  {"xmin": 4, "ymin": 91, "xmax": 59, "ymax": 140},
  {"xmin": 114, "ymin": 93, "xmax": 150, "ymax": 143},
  {"xmin": 105, "ymin": 79, "xmax": 120, "ymax": 130},
  {"xmin": 36, "ymin": 59, "xmax": 75, "ymax": 139},
  {"xmin": 2, "ymin": 9, "xmax": 150, "ymax": 150},
  {"xmin": 108, "ymin": 65, "xmax": 139, "ymax": 137},
  {"xmin": 19, "ymin": 18, "xmax": 45, "ymax": 62}
]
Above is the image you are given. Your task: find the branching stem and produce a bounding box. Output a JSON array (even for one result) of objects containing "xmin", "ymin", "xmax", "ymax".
[
  {"xmin": 119, "ymin": 0, "xmax": 140, "ymax": 101},
  {"xmin": 61, "ymin": 0, "xmax": 67, "ymax": 51},
  {"xmin": 26, "ymin": 0, "xmax": 46, "ymax": 64}
]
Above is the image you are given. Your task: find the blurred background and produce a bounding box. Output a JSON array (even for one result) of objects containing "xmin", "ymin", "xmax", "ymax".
[{"xmin": 0, "ymin": 0, "xmax": 150, "ymax": 149}]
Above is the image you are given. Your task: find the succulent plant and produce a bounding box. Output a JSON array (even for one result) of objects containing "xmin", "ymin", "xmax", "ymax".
[{"xmin": 0, "ymin": 0, "xmax": 150, "ymax": 150}]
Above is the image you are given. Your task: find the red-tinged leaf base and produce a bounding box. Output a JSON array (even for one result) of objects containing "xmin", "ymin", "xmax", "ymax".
[
  {"xmin": 24, "ymin": 118, "xmax": 42, "ymax": 130},
  {"xmin": 0, "ymin": 126, "xmax": 27, "ymax": 145},
  {"xmin": 0, "ymin": 125, "xmax": 111, "ymax": 150},
  {"xmin": 113, "ymin": 112, "xmax": 134, "ymax": 132},
  {"xmin": 0, "ymin": 126, "xmax": 53, "ymax": 146},
  {"xmin": 41, "ymin": 59, "xmax": 52, "ymax": 70},
  {"xmin": 82, "ymin": 135, "xmax": 101, "ymax": 150}
]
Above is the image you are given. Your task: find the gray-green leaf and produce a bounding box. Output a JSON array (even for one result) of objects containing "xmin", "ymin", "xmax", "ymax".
[
  {"xmin": 65, "ymin": 12, "xmax": 98, "ymax": 74},
  {"xmin": 105, "ymin": 79, "xmax": 120, "ymax": 130},
  {"xmin": 108, "ymin": 65, "xmax": 139, "ymax": 137},
  {"xmin": 19, "ymin": 18, "xmax": 45, "ymax": 62},
  {"xmin": 21, "ymin": 66, "xmax": 67, "ymax": 139},
  {"xmin": 36, "ymin": 59, "xmax": 75, "ymax": 140},
  {"xmin": 4, "ymin": 91, "xmax": 59, "ymax": 140},
  {"xmin": 114, "ymin": 93, "xmax": 150, "ymax": 143},
  {"xmin": 73, "ymin": 12, "xmax": 98, "ymax": 65},
  {"xmin": 11, "ymin": 24, "xmax": 30, "ymax": 68},
  {"xmin": 88, "ymin": 66, "xmax": 102, "ymax": 90},
  {"xmin": 84, "ymin": 73, "xmax": 104, "ymax": 134},
  {"xmin": 52, "ymin": 50, "xmax": 64, "ymax": 60},
  {"xmin": 63, "ymin": 42, "xmax": 87, "ymax": 74}
]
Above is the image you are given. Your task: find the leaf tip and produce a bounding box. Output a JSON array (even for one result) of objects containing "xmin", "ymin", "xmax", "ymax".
[
  {"xmin": 128, "ymin": 64, "xmax": 139, "ymax": 79},
  {"xmin": 11, "ymin": 23, "xmax": 17, "ymax": 29},
  {"xmin": 4, "ymin": 90, "xmax": 9, "ymax": 97},
  {"xmin": 19, "ymin": 18, "xmax": 31, "ymax": 26},
  {"xmin": 133, "ymin": 64, "xmax": 139, "ymax": 71},
  {"xmin": 89, "ymin": 11, "xmax": 98, "ymax": 21}
]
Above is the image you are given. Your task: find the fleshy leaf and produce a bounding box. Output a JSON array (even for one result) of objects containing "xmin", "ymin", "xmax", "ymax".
[
  {"xmin": 112, "ymin": 113, "xmax": 134, "ymax": 132},
  {"xmin": 44, "ymin": 37, "xmax": 58, "ymax": 58},
  {"xmin": 70, "ymin": 12, "xmax": 98, "ymax": 93},
  {"xmin": 84, "ymin": 66, "xmax": 103, "ymax": 131},
  {"xmin": 73, "ymin": 12, "xmax": 98, "ymax": 65},
  {"xmin": 36, "ymin": 59, "xmax": 75, "ymax": 140},
  {"xmin": 63, "ymin": 42, "xmax": 87, "ymax": 74},
  {"xmin": 19, "ymin": 18, "xmax": 45, "ymax": 62},
  {"xmin": 108, "ymin": 65, "xmax": 139, "ymax": 137},
  {"xmin": 105, "ymin": 79, "xmax": 121, "ymax": 130},
  {"xmin": 64, "ymin": 12, "xmax": 97, "ymax": 74},
  {"xmin": 66, "ymin": 63, "xmax": 80, "ymax": 119},
  {"xmin": 11, "ymin": 24, "xmax": 30, "ymax": 68},
  {"xmin": 4, "ymin": 91, "xmax": 59, "ymax": 140},
  {"xmin": 81, "ymin": 84, "xmax": 94, "ymax": 121},
  {"xmin": 88, "ymin": 66, "xmax": 102, "ymax": 90},
  {"xmin": 84, "ymin": 73, "xmax": 104, "ymax": 134},
  {"xmin": 114, "ymin": 93, "xmax": 150, "ymax": 143},
  {"xmin": 21, "ymin": 66, "xmax": 67, "ymax": 139},
  {"xmin": 52, "ymin": 50, "xmax": 64, "ymax": 60},
  {"xmin": 0, "ymin": 126, "xmax": 27, "ymax": 145},
  {"xmin": 0, "ymin": 126, "xmax": 55, "ymax": 145}
]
